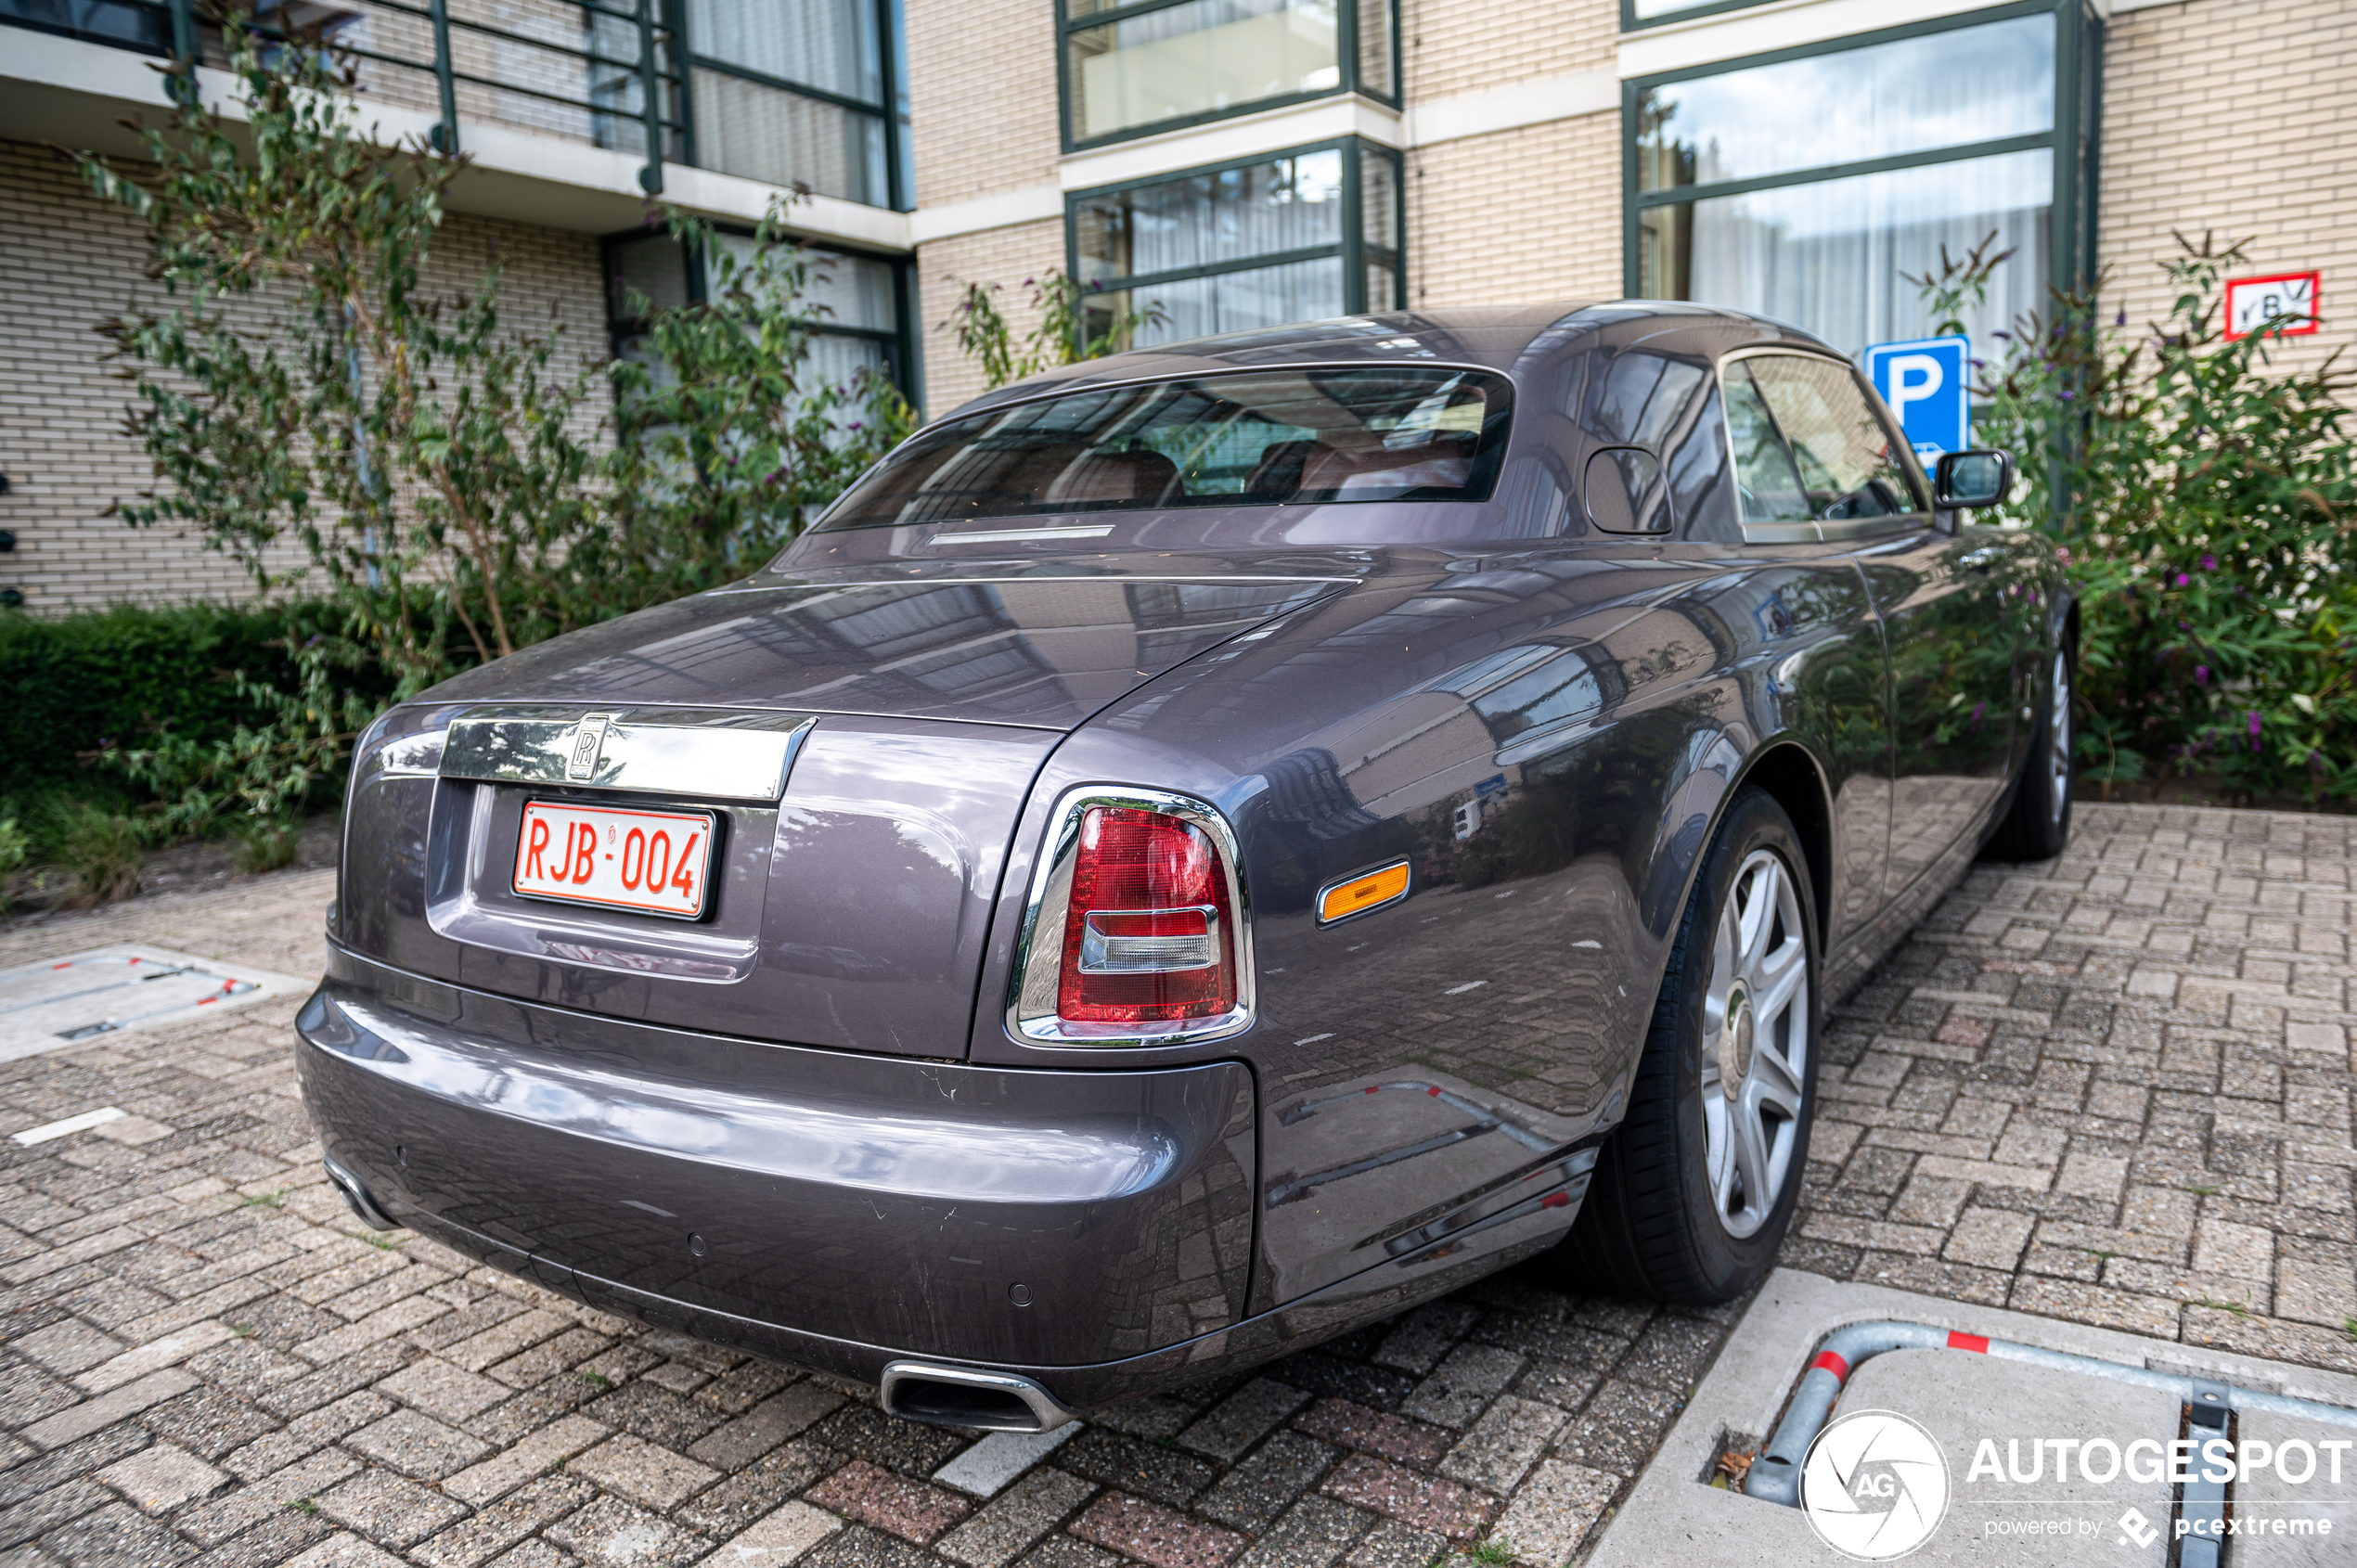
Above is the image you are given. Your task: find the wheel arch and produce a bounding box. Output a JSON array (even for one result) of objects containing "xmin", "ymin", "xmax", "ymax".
[{"xmin": 1730, "ymin": 739, "xmax": 1836, "ymax": 954}]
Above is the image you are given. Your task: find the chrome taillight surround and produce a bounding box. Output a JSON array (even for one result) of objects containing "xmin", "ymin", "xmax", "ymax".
[{"xmin": 1006, "ymin": 786, "xmax": 1256, "ymax": 1048}]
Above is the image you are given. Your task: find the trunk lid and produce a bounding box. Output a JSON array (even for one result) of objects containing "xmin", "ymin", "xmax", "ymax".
[
  {"xmin": 417, "ymin": 572, "xmax": 1334, "ymax": 730},
  {"xmin": 340, "ymin": 569, "xmax": 1336, "ymax": 1058}
]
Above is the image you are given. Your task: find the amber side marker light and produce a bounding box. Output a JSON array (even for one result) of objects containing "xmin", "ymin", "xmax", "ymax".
[{"xmin": 1317, "ymin": 860, "xmax": 1411, "ymax": 925}]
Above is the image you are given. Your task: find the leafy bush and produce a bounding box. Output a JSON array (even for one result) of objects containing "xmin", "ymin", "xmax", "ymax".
[
  {"xmin": 943, "ymin": 271, "xmax": 1159, "ymax": 393},
  {"xmin": 0, "ymin": 816, "xmax": 27, "ymax": 914},
  {"xmin": 50, "ymin": 803, "xmax": 145, "ymax": 906},
  {"xmin": 0, "ymin": 601, "xmax": 353, "ymax": 792},
  {"xmin": 233, "ymin": 817, "xmax": 303, "ymax": 874},
  {"xmin": 1918, "ymin": 234, "xmax": 2356, "ymax": 803},
  {"xmin": 68, "ymin": 10, "xmax": 908, "ymax": 836}
]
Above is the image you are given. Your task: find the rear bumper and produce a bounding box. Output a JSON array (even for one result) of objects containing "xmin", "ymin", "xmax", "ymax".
[{"xmin": 295, "ymin": 947, "xmax": 1258, "ymax": 1390}]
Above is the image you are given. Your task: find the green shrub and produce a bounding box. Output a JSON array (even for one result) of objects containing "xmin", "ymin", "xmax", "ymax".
[
  {"xmin": 1917, "ymin": 234, "xmax": 2356, "ymax": 803},
  {"xmin": 63, "ymin": 15, "xmax": 906, "ymax": 834},
  {"xmin": 0, "ymin": 816, "xmax": 27, "ymax": 914},
  {"xmin": 233, "ymin": 816, "xmax": 303, "ymax": 874},
  {"xmin": 0, "ymin": 601, "xmax": 343, "ymax": 792},
  {"xmin": 50, "ymin": 802, "xmax": 145, "ymax": 906}
]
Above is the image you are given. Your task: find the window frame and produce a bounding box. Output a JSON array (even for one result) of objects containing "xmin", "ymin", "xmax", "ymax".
[
  {"xmin": 599, "ymin": 226, "xmax": 921, "ymax": 407},
  {"xmin": 1054, "ymin": 0, "xmax": 1401, "ymax": 154},
  {"xmin": 1716, "ymin": 346, "xmax": 1930, "ymax": 546},
  {"xmin": 1619, "ymin": 0, "xmax": 1774, "ymax": 33},
  {"xmin": 1064, "ymin": 135, "xmax": 1408, "ymax": 345},
  {"xmin": 1620, "ymin": 0, "xmax": 2102, "ymax": 330}
]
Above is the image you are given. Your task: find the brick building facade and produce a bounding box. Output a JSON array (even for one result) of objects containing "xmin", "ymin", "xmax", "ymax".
[{"xmin": 0, "ymin": 0, "xmax": 2349, "ymax": 610}]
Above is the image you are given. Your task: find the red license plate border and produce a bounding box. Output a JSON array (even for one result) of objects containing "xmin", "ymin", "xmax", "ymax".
[{"xmin": 509, "ymin": 797, "xmax": 722, "ymax": 922}]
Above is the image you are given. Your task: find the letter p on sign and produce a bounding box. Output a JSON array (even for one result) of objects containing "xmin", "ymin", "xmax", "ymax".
[{"xmin": 1865, "ymin": 334, "xmax": 1970, "ymax": 460}]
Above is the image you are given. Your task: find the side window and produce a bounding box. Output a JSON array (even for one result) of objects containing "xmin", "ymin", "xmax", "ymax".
[
  {"xmin": 1722, "ymin": 362, "xmax": 1811, "ymax": 523},
  {"xmin": 1745, "ymin": 355, "xmax": 1926, "ymax": 519}
]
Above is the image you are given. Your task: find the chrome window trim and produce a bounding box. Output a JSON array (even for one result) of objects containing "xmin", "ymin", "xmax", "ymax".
[
  {"xmin": 440, "ymin": 706, "xmax": 818, "ymax": 804},
  {"xmin": 1717, "ymin": 345, "xmax": 1930, "ymax": 546},
  {"xmin": 1006, "ymin": 785, "xmax": 1256, "ymax": 1049}
]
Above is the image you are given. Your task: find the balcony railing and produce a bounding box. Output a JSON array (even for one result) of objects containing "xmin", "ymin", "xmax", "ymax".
[{"xmin": 4, "ymin": 0, "xmax": 909, "ymax": 210}]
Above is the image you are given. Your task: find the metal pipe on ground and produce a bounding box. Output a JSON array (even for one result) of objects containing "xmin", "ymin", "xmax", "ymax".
[{"xmin": 1745, "ymin": 1318, "xmax": 2357, "ymax": 1508}]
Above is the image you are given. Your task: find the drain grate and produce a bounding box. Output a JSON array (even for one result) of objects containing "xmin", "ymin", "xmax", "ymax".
[{"xmin": 0, "ymin": 945, "xmax": 307, "ymax": 1060}]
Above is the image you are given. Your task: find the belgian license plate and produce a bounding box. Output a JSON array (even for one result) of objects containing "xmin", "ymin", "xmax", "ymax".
[{"xmin": 514, "ymin": 801, "xmax": 715, "ymax": 919}]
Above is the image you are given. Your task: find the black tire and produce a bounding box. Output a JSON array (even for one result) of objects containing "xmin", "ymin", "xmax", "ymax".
[
  {"xmin": 1986, "ymin": 638, "xmax": 2076, "ymax": 862},
  {"xmin": 1557, "ymin": 786, "xmax": 1821, "ymax": 1305}
]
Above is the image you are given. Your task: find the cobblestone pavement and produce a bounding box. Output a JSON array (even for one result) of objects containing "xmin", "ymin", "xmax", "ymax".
[{"xmin": 0, "ymin": 803, "xmax": 2350, "ymax": 1568}]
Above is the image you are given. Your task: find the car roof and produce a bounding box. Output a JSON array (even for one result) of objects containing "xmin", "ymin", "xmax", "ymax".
[{"xmin": 941, "ymin": 301, "xmax": 1843, "ymax": 422}]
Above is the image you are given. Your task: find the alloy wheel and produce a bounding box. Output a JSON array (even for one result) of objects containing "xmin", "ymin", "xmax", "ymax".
[
  {"xmin": 1698, "ymin": 847, "xmax": 1809, "ymax": 1239},
  {"xmin": 2046, "ymin": 648, "xmax": 2073, "ymax": 829}
]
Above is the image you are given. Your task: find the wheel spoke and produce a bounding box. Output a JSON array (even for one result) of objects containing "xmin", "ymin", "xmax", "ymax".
[
  {"xmin": 1752, "ymin": 932, "xmax": 1807, "ymax": 1021},
  {"xmin": 1731, "ymin": 1099, "xmax": 1773, "ymax": 1223},
  {"xmin": 1750, "ymin": 1053, "xmax": 1802, "ymax": 1116},
  {"xmin": 1736, "ymin": 860, "xmax": 1779, "ymax": 974},
  {"xmin": 1703, "ymin": 1099, "xmax": 1736, "ymax": 1215}
]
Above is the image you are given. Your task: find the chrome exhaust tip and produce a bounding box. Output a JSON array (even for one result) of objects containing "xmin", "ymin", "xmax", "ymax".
[
  {"xmin": 322, "ymin": 1154, "xmax": 402, "ymax": 1232},
  {"xmin": 879, "ymin": 1360, "xmax": 1075, "ymax": 1433}
]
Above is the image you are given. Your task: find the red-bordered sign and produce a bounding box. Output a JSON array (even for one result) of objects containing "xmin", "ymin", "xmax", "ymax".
[{"xmin": 2223, "ymin": 271, "xmax": 2321, "ymax": 341}]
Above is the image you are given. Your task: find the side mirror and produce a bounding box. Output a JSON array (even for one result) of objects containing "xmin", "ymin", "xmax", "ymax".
[{"xmin": 1934, "ymin": 449, "xmax": 2015, "ymax": 508}]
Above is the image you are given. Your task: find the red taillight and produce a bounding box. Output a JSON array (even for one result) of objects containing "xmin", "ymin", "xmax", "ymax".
[{"xmin": 1057, "ymin": 806, "xmax": 1236, "ymax": 1023}]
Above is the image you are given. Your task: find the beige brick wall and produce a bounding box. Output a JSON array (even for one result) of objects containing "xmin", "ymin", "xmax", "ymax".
[
  {"xmin": 1409, "ymin": 110, "xmax": 1620, "ymax": 310},
  {"xmin": 0, "ymin": 138, "xmax": 607, "ymax": 614},
  {"xmin": 1404, "ymin": 0, "xmax": 1615, "ymax": 100},
  {"xmin": 905, "ymin": 0, "xmax": 1062, "ymax": 208},
  {"xmin": 2098, "ymin": 0, "xmax": 2357, "ymax": 385},
  {"xmin": 913, "ymin": 217, "xmax": 1068, "ymax": 419}
]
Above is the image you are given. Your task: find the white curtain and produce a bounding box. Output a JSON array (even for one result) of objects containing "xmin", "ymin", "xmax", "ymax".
[{"xmin": 1688, "ymin": 148, "xmax": 2054, "ymax": 356}]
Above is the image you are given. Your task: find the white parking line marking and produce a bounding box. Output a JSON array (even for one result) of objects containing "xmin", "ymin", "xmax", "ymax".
[
  {"xmin": 11, "ymin": 1108, "xmax": 126, "ymax": 1146},
  {"xmin": 1443, "ymin": 981, "xmax": 1488, "ymax": 995},
  {"xmin": 931, "ymin": 1422, "xmax": 1081, "ymax": 1497},
  {"xmin": 1294, "ymin": 1033, "xmax": 1335, "ymax": 1047}
]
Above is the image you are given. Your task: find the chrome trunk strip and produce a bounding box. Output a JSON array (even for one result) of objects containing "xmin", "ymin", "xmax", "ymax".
[{"xmin": 439, "ymin": 707, "xmax": 817, "ymax": 803}]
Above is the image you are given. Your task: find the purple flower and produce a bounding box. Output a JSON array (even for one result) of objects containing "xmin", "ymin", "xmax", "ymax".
[
  {"xmin": 1992, "ymin": 329, "xmax": 2011, "ymax": 341},
  {"xmin": 1971, "ymin": 701, "xmax": 1986, "ymax": 727},
  {"xmin": 2115, "ymin": 311, "xmax": 2128, "ymax": 328},
  {"xmin": 2248, "ymin": 711, "xmax": 2262, "ymax": 749},
  {"xmin": 2175, "ymin": 573, "xmax": 2190, "ymax": 587},
  {"xmin": 2200, "ymin": 554, "xmax": 2215, "ymax": 571},
  {"xmin": 2195, "ymin": 665, "xmax": 2209, "ymax": 685}
]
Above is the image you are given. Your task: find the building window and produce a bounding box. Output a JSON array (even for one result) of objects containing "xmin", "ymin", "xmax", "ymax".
[
  {"xmin": 1626, "ymin": 3, "xmax": 2099, "ymax": 355},
  {"xmin": 1069, "ymin": 139, "xmax": 1403, "ymax": 348},
  {"xmin": 602, "ymin": 229, "xmax": 916, "ymax": 403},
  {"xmin": 678, "ymin": 0, "xmax": 906, "ymax": 209},
  {"xmin": 1058, "ymin": 0, "xmax": 1398, "ymax": 150},
  {"xmin": 0, "ymin": 0, "xmax": 166, "ymax": 52}
]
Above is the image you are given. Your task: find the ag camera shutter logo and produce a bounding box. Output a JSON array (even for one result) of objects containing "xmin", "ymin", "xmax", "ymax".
[{"xmin": 1801, "ymin": 1409, "xmax": 1951, "ymax": 1560}]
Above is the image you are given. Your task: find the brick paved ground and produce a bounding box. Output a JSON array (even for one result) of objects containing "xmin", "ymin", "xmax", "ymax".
[{"xmin": 0, "ymin": 803, "xmax": 2350, "ymax": 1568}]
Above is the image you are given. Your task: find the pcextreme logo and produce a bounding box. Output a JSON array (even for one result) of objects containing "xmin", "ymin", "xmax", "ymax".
[{"xmin": 1800, "ymin": 1410, "xmax": 1951, "ymax": 1561}]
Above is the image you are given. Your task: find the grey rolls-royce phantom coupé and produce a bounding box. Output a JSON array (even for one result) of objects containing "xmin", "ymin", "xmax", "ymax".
[{"xmin": 301, "ymin": 303, "xmax": 2074, "ymax": 1432}]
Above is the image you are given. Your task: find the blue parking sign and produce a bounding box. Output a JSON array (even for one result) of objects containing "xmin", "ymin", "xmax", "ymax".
[{"xmin": 1863, "ymin": 335, "xmax": 1970, "ymax": 459}]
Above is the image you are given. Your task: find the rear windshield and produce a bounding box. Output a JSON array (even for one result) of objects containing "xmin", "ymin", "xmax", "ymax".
[{"xmin": 814, "ymin": 366, "xmax": 1514, "ymax": 531}]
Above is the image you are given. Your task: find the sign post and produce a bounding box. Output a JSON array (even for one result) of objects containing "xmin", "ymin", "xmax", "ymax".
[{"xmin": 1863, "ymin": 335, "xmax": 1971, "ymax": 461}]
